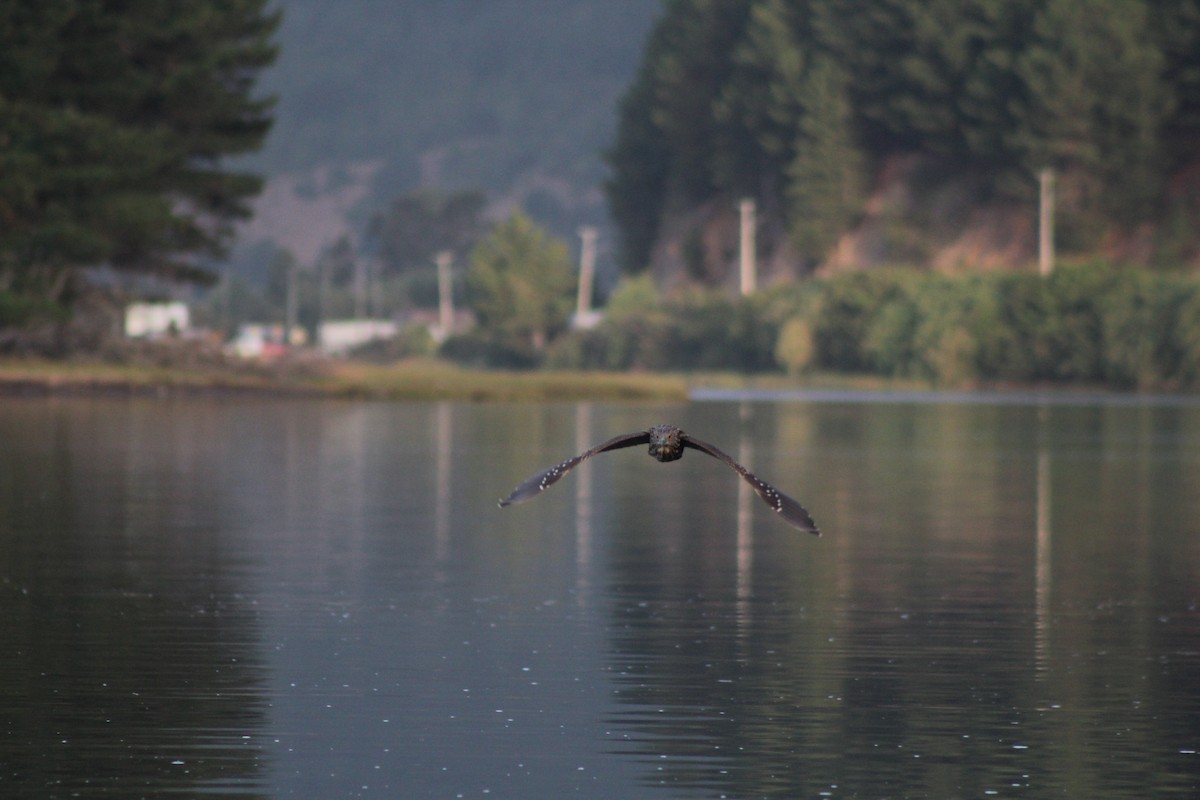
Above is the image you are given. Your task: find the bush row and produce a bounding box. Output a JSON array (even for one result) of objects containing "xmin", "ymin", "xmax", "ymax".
[
  {"xmin": 545, "ymin": 279, "xmax": 785, "ymax": 373},
  {"xmin": 545, "ymin": 265, "xmax": 1200, "ymax": 390}
]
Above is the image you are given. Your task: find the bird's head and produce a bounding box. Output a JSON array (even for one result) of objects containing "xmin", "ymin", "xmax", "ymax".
[{"xmin": 647, "ymin": 424, "xmax": 684, "ymax": 463}]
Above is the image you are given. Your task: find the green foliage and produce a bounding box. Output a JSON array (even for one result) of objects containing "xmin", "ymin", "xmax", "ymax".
[
  {"xmin": 0, "ymin": 0, "xmax": 279, "ymax": 301},
  {"xmin": 604, "ymin": 71, "xmax": 671, "ymax": 273},
  {"xmin": 786, "ymin": 56, "xmax": 865, "ymax": 260},
  {"xmin": 784, "ymin": 264, "xmax": 1200, "ymax": 388},
  {"xmin": 811, "ymin": 270, "xmax": 912, "ymax": 372},
  {"xmin": 1010, "ymin": 0, "xmax": 1171, "ymax": 222},
  {"xmin": 775, "ymin": 316, "xmax": 815, "ymax": 375},
  {"xmin": 646, "ymin": 0, "xmax": 753, "ymax": 203},
  {"xmin": 712, "ymin": 0, "xmax": 807, "ymax": 191},
  {"xmin": 607, "ymin": 0, "xmax": 1200, "ymax": 270},
  {"xmin": 0, "ymin": 291, "xmax": 67, "ymax": 329},
  {"xmin": 1176, "ymin": 290, "xmax": 1200, "ymax": 385},
  {"xmin": 604, "ymin": 274, "xmax": 661, "ymax": 319},
  {"xmin": 191, "ymin": 272, "xmax": 274, "ymax": 335},
  {"xmin": 547, "ymin": 265, "xmax": 1200, "ymax": 389},
  {"xmin": 605, "ymin": 0, "xmax": 751, "ymax": 271},
  {"xmin": 907, "ymin": 275, "xmax": 986, "ymax": 384},
  {"xmin": 1097, "ymin": 269, "xmax": 1197, "ymax": 388},
  {"xmin": 462, "ymin": 212, "xmax": 576, "ymax": 364},
  {"xmin": 548, "ymin": 283, "xmax": 788, "ymax": 372}
]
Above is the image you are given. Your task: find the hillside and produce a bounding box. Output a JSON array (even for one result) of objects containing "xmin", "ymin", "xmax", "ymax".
[
  {"xmin": 607, "ymin": 0, "xmax": 1200, "ymax": 289},
  {"xmin": 232, "ymin": 0, "xmax": 660, "ymax": 280}
]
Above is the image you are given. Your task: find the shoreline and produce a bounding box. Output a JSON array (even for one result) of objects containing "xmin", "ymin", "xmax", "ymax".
[
  {"xmin": 3, "ymin": 356, "xmax": 1192, "ymax": 404},
  {"xmin": 0, "ymin": 357, "xmax": 690, "ymax": 402}
]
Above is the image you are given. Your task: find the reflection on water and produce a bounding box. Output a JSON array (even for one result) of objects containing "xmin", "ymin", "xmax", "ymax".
[
  {"xmin": 0, "ymin": 396, "xmax": 1197, "ymax": 798},
  {"xmin": 0, "ymin": 401, "xmax": 269, "ymax": 797}
]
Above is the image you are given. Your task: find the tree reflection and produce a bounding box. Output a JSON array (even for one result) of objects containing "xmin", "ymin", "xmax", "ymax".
[{"xmin": 601, "ymin": 399, "xmax": 1200, "ymax": 798}]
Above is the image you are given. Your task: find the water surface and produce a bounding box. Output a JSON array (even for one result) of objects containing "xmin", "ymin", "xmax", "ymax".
[{"xmin": 1, "ymin": 395, "xmax": 1197, "ymax": 798}]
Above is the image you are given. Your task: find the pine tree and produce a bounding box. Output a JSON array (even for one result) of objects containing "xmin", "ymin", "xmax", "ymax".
[
  {"xmin": 786, "ymin": 56, "xmax": 864, "ymax": 260},
  {"xmin": 646, "ymin": 0, "xmax": 752, "ymax": 204},
  {"xmin": 1011, "ymin": 0, "xmax": 1170, "ymax": 222},
  {"xmin": 1155, "ymin": 0, "xmax": 1200, "ymax": 158},
  {"xmin": 0, "ymin": 0, "xmax": 279, "ymax": 302},
  {"xmin": 713, "ymin": 0, "xmax": 811, "ymax": 194},
  {"xmin": 605, "ymin": 0, "xmax": 751, "ymax": 273},
  {"xmin": 605, "ymin": 69, "xmax": 671, "ymax": 273},
  {"xmin": 605, "ymin": 0, "xmax": 1190, "ymax": 278}
]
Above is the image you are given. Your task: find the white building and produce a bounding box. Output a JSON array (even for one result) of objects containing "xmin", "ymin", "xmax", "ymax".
[
  {"xmin": 124, "ymin": 302, "xmax": 189, "ymax": 338},
  {"xmin": 317, "ymin": 319, "xmax": 399, "ymax": 355}
]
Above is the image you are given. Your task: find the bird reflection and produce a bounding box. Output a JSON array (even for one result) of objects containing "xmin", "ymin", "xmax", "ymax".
[{"xmin": 499, "ymin": 423, "xmax": 819, "ymax": 534}]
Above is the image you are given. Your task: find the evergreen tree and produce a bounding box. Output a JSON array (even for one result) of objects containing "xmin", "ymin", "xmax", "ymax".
[
  {"xmin": 645, "ymin": 0, "xmax": 752, "ymax": 204},
  {"xmin": 952, "ymin": 0, "xmax": 1033, "ymax": 166},
  {"xmin": 605, "ymin": 68, "xmax": 671, "ymax": 273},
  {"xmin": 786, "ymin": 56, "xmax": 864, "ymax": 259},
  {"xmin": 813, "ymin": 0, "xmax": 1031, "ymax": 160},
  {"xmin": 809, "ymin": 0, "xmax": 925, "ymax": 152},
  {"xmin": 1010, "ymin": 0, "xmax": 1171, "ymax": 221},
  {"xmin": 1155, "ymin": 0, "xmax": 1200, "ymax": 160},
  {"xmin": 713, "ymin": 0, "xmax": 811, "ymax": 194},
  {"xmin": 0, "ymin": 0, "xmax": 279, "ymax": 302},
  {"xmin": 605, "ymin": 0, "xmax": 751, "ymax": 273},
  {"xmin": 606, "ymin": 0, "xmax": 1196, "ymax": 277}
]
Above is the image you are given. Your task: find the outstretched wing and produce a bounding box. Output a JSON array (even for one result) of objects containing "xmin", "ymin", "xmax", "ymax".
[
  {"xmin": 682, "ymin": 434, "xmax": 820, "ymax": 534},
  {"xmin": 498, "ymin": 430, "xmax": 651, "ymax": 507}
]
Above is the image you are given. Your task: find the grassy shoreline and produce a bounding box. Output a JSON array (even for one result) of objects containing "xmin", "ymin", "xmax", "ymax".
[
  {"xmin": 2, "ymin": 355, "xmax": 1150, "ymax": 403},
  {"xmin": 0, "ymin": 356, "xmax": 691, "ymax": 402}
]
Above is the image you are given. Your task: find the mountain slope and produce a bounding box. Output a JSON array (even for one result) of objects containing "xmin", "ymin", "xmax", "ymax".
[{"xmin": 235, "ymin": 0, "xmax": 660, "ymax": 274}]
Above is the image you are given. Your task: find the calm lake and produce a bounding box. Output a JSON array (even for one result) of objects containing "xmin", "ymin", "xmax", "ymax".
[{"xmin": 1, "ymin": 393, "xmax": 1198, "ymax": 798}]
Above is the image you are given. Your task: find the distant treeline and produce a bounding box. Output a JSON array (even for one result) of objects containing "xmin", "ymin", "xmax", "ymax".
[
  {"xmin": 607, "ymin": 0, "xmax": 1200, "ymax": 272},
  {"xmin": 547, "ymin": 265, "xmax": 1200, "ymax": 390}
]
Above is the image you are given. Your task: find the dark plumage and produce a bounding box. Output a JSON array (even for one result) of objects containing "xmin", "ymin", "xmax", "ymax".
[{"xmin": 498, "ymin": 423, "xmax": 819, "ymax": 534}]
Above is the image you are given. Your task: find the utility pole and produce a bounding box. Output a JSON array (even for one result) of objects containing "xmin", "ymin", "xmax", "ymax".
[
  {"xmin": 576, "ymin": 226, "xmax": 597, "ymax": 320},
  {"xmin": 318, "ymin": 256, "xmax": 331, "ymax": 329},
  {"xmin": 221, "ymin": 267, "xmax": 233, "ymax": 336},
  {"xmin": 368, "ymin": 256, "xmax": 382, "ymax": 318},
  {"xmin": 284, "ymin": 259, "xmax": 298, "ymax": 343},
  {"xmin": 436, "ymin": 250, "xmax": 454, "ymax": 337},
  {"xmin": 739, "ymin": 198, "xmax": 757, "ymax": 295},
  {"xmin": 353, "ymin": 252, "xmax": 367, "ymax": 318},
  {"xmin": 1039, "ymin": 168, "xmax": 1055, "ymax": 277}
]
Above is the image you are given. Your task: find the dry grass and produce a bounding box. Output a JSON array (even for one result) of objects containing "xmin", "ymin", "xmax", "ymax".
[
  {"xmin": 318, "ymin": 359, "xmax": 688, "ymax": 401},
  {"xmin": 0, "ymin": 356, "xmax": 689, "ymax": 402},
  {"xmin": 0, "ymin": 357, "xmax": 302, "ymax": 396}
]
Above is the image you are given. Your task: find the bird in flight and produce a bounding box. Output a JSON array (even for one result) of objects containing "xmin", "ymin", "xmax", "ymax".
[{"xmin": 498, "ymin": 423, "xmax": 819, "ymax": 533}]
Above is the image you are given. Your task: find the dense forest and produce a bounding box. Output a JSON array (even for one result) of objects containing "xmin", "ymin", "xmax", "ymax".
[{"xmin": 607, "ymin": 0, "xmax": 1200, "ymax": 282}]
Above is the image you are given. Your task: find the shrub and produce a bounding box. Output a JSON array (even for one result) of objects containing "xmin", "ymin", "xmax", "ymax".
[
  {"xmin": 811, "ymin": 270, "xmax": 912, "ymax": 371},
  {"xmin": 861, "ymin": 285, "xmax": 920, "ymax": 376},
  {"xmin": 1175, "ymin": 289, "xmax": 1200, "ymax": 387},
  {"xmin": 775, "ymin": 317, "xmax": 816, "ymax": 375},
  {"xmin": 1098, "ymin": 270, "xmax": 1197, "ymax": 389},
  {"xmin": 534, "ymin": 262, "xmax": 1200, "ymax": 390}
]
